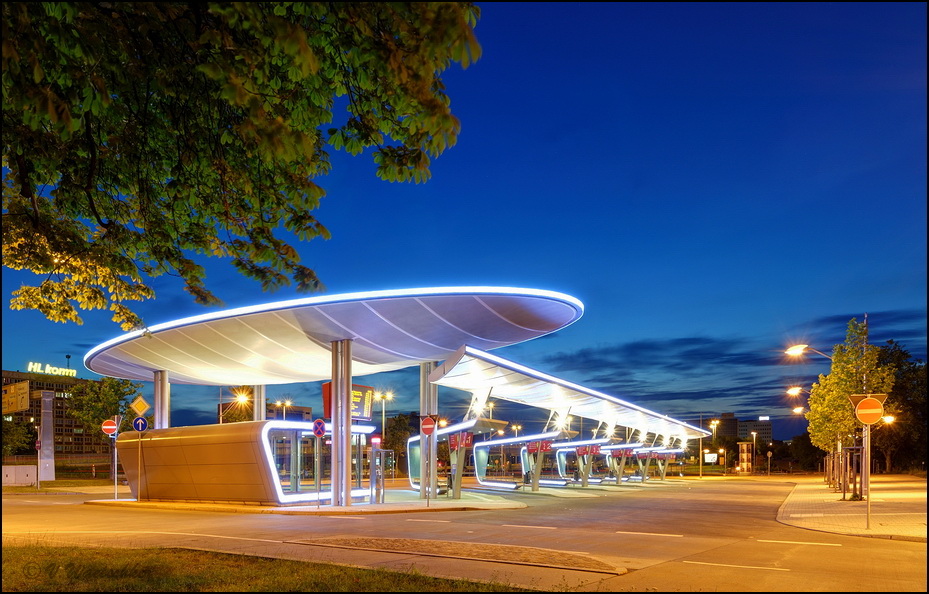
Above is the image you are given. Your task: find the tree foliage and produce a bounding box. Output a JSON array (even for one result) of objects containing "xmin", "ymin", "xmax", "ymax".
[
  {"xmin": 806, "ymin": 318, "xmax": 895, "ymax": 453},
  {"xmin": 1, "ymin": 417, "xmax": 35, "ymax": 456},
  {"xmin": 2, "ymin": 2, "xmax": 481, "ymax": 330},
  {"xmin": 873, "ymin": 340, "xmax": 926, "ymax": 472},
  {"xmin": 67, "ymin": 376, "xmax": 142, "ymax": 440},
  {"xmin": 383, "ymin": 412, "xmax": 413, "ymax": 476}
]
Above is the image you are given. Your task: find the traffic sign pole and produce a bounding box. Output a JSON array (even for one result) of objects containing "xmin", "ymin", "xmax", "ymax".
[{"xmin": 849, "ymin": 394, "xmax": 887, "ymax": 531}]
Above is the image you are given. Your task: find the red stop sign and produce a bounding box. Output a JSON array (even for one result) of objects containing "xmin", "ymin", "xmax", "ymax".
[
  {"xmin": 102, "ymin": 419, "xmax": 118, "ymax": 435},
  {"xmin": 421, "ymin": 416, "xmax": 436, "ymax": 435},
  {"xmin": 856, "ymin": 397, "xmax": 884, "ymax": 425}
]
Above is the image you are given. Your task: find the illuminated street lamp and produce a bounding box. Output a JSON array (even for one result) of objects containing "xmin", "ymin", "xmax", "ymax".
[
  {"xmin": 274, "ymin": 399, "xmax": 292, "ymax": 421},
  {"xmin": 785, "ymin": 344, "xmax": 833, "ymax": 360},
  {"xmin": 751, "ymin": 431, "xmax": 757, "ymax": 474},
  {"xmin": 219, "ymin": 390, "xmax": 250, "ymax": 424},
  {"xmin": 710, "ymin": 419, "xmax": 719, "ymax": 442},
  {"xmin": 487, "ymin": 401, "xmax": 494, "ymax": 419},
  {"xmin": 497, "ymin": 429, "xmax": 505, "ymax": 475},
  {"xmin": 374, "ymin": 391, "xmax": 394, "ymax": 436},
  {"xmin": 511, "ymin": 424, "xmax": 522, "ymax": 438}
]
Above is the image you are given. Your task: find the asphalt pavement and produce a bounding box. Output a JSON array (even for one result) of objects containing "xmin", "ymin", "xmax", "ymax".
[
  {"xmin": 31, "ymin": 473, "xmax": 928, "ymax": 591},
  {"xmin": 81, "ymin": 472, "xmax": 927, "ymax": 542}
]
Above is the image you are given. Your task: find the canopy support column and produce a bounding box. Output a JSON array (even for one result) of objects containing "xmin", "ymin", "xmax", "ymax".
[
  {"xmin": 153, "ymin": 370, "xmax": 170, "ymax": 429},
  {"xmin": 330, "ymin": 339, "xmax": 353, "ymax": 507},
  {"xmin": 420, "ymin": 361, "xmax": 437, "ymax": 499},
  {"xmin": 251, "ymin": 385, "xmax": 266, "ymax": 421}
]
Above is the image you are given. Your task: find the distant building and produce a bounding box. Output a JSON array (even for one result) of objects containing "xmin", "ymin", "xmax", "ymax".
[
  {"xmin": 715, "ymin": 413, "xmax": 739, "ymax": 439},
  {"xmin": 265, "ymin": 404, "xmax": 313, "ymax": 422},
  {"xmin": 2, "ymin": 368, "xmax": 106, "ymax": 454},
  {"xmin": 685, "ymin": 412, "xmax": 772, "ymax": 445},
  {"xmin": 738, "ymin": 418, "xmax": 773, "ymax": 445}
]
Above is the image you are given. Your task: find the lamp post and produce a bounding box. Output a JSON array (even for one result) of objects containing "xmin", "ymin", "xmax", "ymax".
[
  {"xmin": 219, "ymin": 390, "xmax": 250, "ymax": 424},
  {"xmin": 785, "ymin": 344, "xmax": 833, "ymax": 360},
  {"xmin": 497, "ymin": 429, "xmax": 505, "ymax": 475},
  {"xmin": 512, "ymin": 424, "xmax": 521, "ymax": 438},
  {"xmin": 751, "ymin": 431, "xmax": 757, "ymax": 474},
  {"xmin": 487, "ymin": 401, "xmax": 494, "ymax": 420},
  {"xmin": 374, "ymin": 391, "xmax": 394, "ymax": 437},
  {"xmin": 719, "ymin": 448, "xmax": 726, "ymax": 474},
  {"xmin": 274, "ymin": 399, "xmax": 292, "ymax": 421},
  {"xmin": 710, "ymin": 419, "xmax": 719, "ymax": 444}
]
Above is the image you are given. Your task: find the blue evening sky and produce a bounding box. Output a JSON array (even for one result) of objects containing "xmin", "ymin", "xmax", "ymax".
[{"xmin": 3, "ymin": 2, "xmax": 926, "ymax": 440}]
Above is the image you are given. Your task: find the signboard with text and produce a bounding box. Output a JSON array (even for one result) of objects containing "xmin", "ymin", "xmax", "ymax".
[
  {"xmin": 321, "ymin": 382, "xmax": 375, "ymax": 420},
  {"xmin": 1, "ymin": 380, "xmax": 30, "ymax": 414}
]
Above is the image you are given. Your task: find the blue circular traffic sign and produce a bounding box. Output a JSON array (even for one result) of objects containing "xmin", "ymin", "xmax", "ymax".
[
  {"xmin": 312, "ymin": 418, "xmax": 327, "ymax": 437},
  {"xmin": 132, "ymin": 416, "xmax": 148, "ymax": 432}
]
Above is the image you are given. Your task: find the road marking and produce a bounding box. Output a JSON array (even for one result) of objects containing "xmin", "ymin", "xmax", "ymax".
[
  {"xmin": 758, "ymin": 539, "xmax": 841, "ymax": 546},
  {"xmin": 335, "ymin": 516, "xmax": 368, "ymax": 520},
  {"xmin": 615, "ymin": 530, "xmax": 683, "ymax": 537},
  {"xmin": 405, "ymin": 518, "xmax": 451, "ymax": 523},
  {"xmin": 502, "ymin": 524, "xmax": 557, "ymax": 529},
  {"xmin": 2, "ymin": 530, "xmax": 282, "ymax": 543},
  {"xmin": 683, "ymin": 560, "xmax": 790, "ymax": 571}
]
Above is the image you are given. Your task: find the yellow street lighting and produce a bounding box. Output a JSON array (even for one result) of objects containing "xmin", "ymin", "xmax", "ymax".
[
  {"xmin": 487, "ymin": 401, "xmax": 494, "ymax": 419},
  {"xmin": 793, "ymin": 406, "xmax": 806, "ymax": 414},
  {"xmin": 274, "ymin": 399, "xmax": 292, "ymax": 421},
  {"xmin": 511, "ymin": 424, "xmax": 522, "ymax": 438},
  {"xmin": 219, "ymin": 389, "xmax": 251, "ymax": 424},
  {"xmin": 374, "ymin": 391, "xmax": 394, "ymax": 435},
  {"xmin": 785, "ymin": 344, "xmax": 833, "ymax": 360}
]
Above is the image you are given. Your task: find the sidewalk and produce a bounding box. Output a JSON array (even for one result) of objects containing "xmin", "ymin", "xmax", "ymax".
[{"xmin": 774, "ymin": 473, "xmax": 927, "ymax": 542}]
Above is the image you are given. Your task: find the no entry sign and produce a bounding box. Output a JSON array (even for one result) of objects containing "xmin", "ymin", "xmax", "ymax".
[
  {"xmin": 855, "ymin": 397, "xmax": 884, "ymax": 425},
  {"xmin": 102, "ymin": 419, "xmax": 118, "ymax": 435},
  {"xmin": 421, "ymin": 416, "xmax": 436, "ymax": 435}
]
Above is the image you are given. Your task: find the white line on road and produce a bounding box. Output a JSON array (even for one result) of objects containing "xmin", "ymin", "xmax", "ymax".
[
  {"xmin": 683, "ymin": 560, "xmax": 790, "ymax": 571},
  {"xmin": 615, "ymin": 530, "xmax": 683, "ymax": 537},
  {"xmin": 757, "ymin": 539, "xmax": 841, "ymax": 546},
  {"xmin": 405, "ymin": 519, "xmax": 451, "ymax": 523},
  {"xmin": 502, "ymin": 524, "xmax": 557, "ymax": 529},
  {"xmin": 2, "ymin": 530, "xmax": 282, "ymax": 543}
]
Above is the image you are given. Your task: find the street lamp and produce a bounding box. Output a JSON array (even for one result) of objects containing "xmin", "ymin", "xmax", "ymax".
[
  {"xmin": 487, "ymin": 401, "xmax": 494, "ymax": 419},
  {"xmin": 511, "ymin": 424, "xmax": 522, "ymax": 438},
  {"xmin": 751, "ymin": 431, "xmax": 757, "ymax": 474},
  {"xmin": 374, "ymin": 391, "xmax": 394, "ymax": 436},
  {"xmin": 710, "ymin": 419, "xmax": 719, "ymax": 443},
  {"xmin": 787, "ymin": 386, "xmax": 812, "ymax": 415},
  {"xmin": 497, "ymin": 429, "xmax": 505, "ymax": 475},
  {"xmin": 719, "ymin": 448, "xmax": 726, "ymax": 474},
  {"xmin": 785, "ymin": 344, "xmax": 833, "ymax": 360},
  {"xmin": 219, "ymin": 391, "xmax": 250, "ymax": 424},
  {"xmin": 274, "ymin": 399, "xmax": 292, "ymax": 421}
]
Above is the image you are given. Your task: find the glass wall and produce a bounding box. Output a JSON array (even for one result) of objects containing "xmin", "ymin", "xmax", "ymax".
[{"xmin": 267, "ymin": 428, "xmax": 371, "ymax": 494}]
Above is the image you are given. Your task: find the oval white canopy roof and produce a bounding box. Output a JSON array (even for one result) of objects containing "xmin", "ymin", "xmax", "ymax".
[
  {"xmin": 429, "ymin": 345, "xmax": 710, "ymax": 441},
  {"xmin": 84, "ymin": 287, "xmax": 584, "ymax": 386}
]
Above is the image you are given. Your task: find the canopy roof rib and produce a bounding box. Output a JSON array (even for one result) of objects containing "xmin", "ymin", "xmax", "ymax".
[
  {"xmin": 84, "ymin": 287, "xmax": 584, "ymax": 385},
  {"xmin": 429, "ymin": 345, "xmax": 710, "ymax": 441}
]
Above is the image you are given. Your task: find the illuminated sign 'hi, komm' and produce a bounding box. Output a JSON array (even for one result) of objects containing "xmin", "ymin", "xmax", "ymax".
[{"xmin": 27, "ymin": 361, "xmax": 77, "ymax": 377}]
